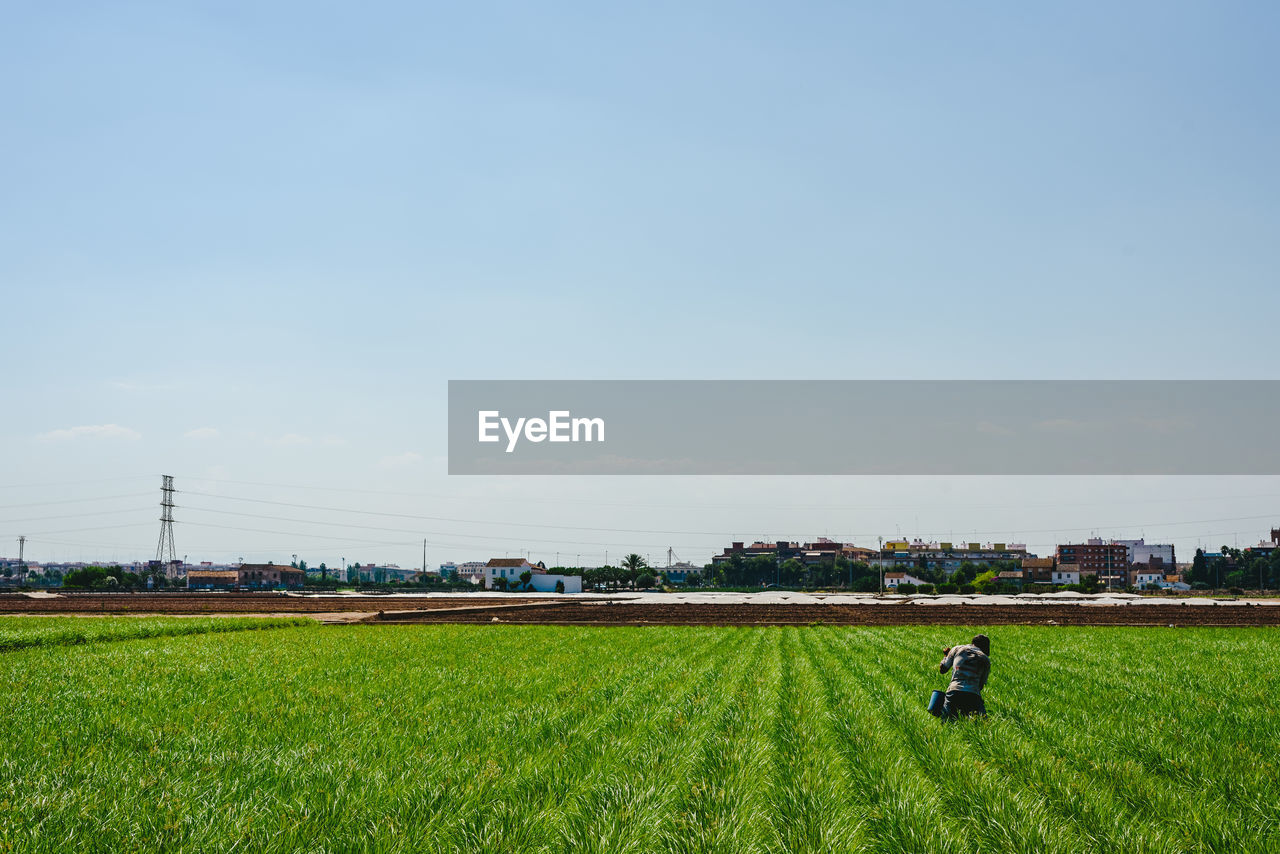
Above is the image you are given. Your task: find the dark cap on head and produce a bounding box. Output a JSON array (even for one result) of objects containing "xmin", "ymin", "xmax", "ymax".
[{"xmin": 972, "ymin": 634, "xmax": 991, "ymax": 655}]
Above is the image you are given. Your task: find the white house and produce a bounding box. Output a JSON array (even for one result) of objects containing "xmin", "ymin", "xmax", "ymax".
[
  {"xmin": 482, "ymin": 558, "xmax": 546, "ymax": 589},
  {"xmin": 1131, "ymin": 568, "xmax": 1164, "ymax": 588},
  {"xmin": 884, "ymin": 572, "xmax": 927, "ymax": 589},
  {"xmin": 527, "ymin": 574, "xmax": 582, "ymax": 593},
  {"xmin": 1052, "ymin": 567, "xmax": 1081, "ymax": 585}
]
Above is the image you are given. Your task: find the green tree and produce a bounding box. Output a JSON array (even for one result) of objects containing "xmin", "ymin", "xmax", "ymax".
[
  {"xmin": 635, "ymin": 573, "xmax": 656, "ymax": 589},
  {"xmin": 518, "ymin": 570, "xmax": 533, "ymax": 590},
  {"xmin": 748, "ymin": 555, "xmax": 777, "ymax": 587},
  {"xmin": 1190, "ymin": 549, "xmax": 1208, "ymax": 586},
  {"xmin": 702, "ymin": 563, "xmax": 724, "ymax": 587},
  {"xmin": 780, "ymin": 558, "xmax": 804, "ymax": 587},
  {"xmin": 64, "ymin": 566, "xmax": 126, "ymax": 588},
  {"xmin": 621, "ymin": 554, "xmax": 647, "ymax": 575},
  {"xmin": 721, "ymin": 555, "xmax": 744, "ymax": 586}
]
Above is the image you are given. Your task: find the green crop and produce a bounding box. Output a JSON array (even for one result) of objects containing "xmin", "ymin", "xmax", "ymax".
[
  {"xmin": 1, "ymin": 622, "xmax": 1278, "ymax": 853},
  {"xmin": 0, "ymin": 615, "xmax": 315, "ymax": 653}
]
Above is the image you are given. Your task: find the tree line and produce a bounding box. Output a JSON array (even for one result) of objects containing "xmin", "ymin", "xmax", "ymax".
[{"xmin": 1187, "ymin": 547, "xmax": 1280, "ymax": 591}]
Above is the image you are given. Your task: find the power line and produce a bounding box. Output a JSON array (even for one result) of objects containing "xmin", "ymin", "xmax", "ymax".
[
  {"xmin": 177, "ymin": 489, "xmax": 1277, "ymax": 541},
  {"xmin": 0, "ymin": 492, "xmax": 153, "ymax": 510},
  {"xmin": 178, "ymin": 503, "xmax": 715, "ymax": 549},
  {"xmin": 0, "ymin": 507, "xmax": 154, "ymax": 524},
  {"xmin": 182, "ymin": 521, "xmax": 422, "ymax": 547},
  {"xmin": 0, "ymin": 475, "xmax": 154, "ymax": 490},
  {"xmin": 178, "ymin": 490, "xmax": 746, "ymax": 536},
  {"xmin": 17, "ymin": 522, "xmax": 155, "ymax": 537},
  {"xmin": 174, "ymin": 473, "xmax": 1280, "ymax": 512}
]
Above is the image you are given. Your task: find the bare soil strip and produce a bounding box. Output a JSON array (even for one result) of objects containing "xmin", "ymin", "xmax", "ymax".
[
  {"xmin": 6, "ymin": 594, "xmax": 1279, "ymax": 626},
  {"xmin": 367, "ymin": 601, "xmax": 1280, "ymax": 627},
  {"xmin": 0, "ymin": 593, "xmax": 536, "ymax": 614}
]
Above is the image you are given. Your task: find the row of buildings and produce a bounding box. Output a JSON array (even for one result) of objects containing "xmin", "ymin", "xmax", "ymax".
[
  {"xmin": 184, "ymin": 558, "xmax": 585, "ymax": 592},
  {"xmin": 187, "ymin": 563, "xmax": 306, "ymax": 590},
  {"xmin": 5, "ymin": 528, "xmax": 1277, "ymax": 592},
  {"xmin": 708, "ymin": 534, "xmax": 1279, "ymax": 590}
]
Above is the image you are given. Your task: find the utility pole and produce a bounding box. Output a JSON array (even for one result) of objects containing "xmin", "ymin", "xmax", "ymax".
[
  {"xmin": 17, "ymin": 536, "xmax": 26, "ymax": 575},
  {"xmin": 878, "ymin": 536, "xmax": 884, "ymax": 594}
]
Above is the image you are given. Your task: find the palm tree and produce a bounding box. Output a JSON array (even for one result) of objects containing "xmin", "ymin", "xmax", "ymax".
[{"xmin": 621, "ymin": 553, "xmax": 647, "ymax": 588}]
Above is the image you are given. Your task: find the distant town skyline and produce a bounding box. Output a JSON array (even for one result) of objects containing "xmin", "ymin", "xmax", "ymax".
[{"xmin": 2, "ymin": 471, "xmax": 1278, "ymax": 571}]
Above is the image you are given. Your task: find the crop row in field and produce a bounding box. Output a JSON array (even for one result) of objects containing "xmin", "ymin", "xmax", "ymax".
[
  {"xmin": 0, "ymin": 615, "xmax": 315, "ymax": 653},
  {"xmin": 1, "ymin": 622, "xmax": 1279, "ymax": 853}
]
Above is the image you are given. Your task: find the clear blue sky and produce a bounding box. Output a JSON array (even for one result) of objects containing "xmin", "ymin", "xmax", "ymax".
[{"xmin": 3, "ymin": 2, "xmax": 1278, "ymax": 568}]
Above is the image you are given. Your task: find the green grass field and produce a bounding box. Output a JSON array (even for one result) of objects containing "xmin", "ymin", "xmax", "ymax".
[
  {"xmin": 1, "ymin": 620, "xmax": 1278, "ymax": 853},
  {"xmin": 0, "ymin": 615, "xmax": 315, "ymax": 653}
]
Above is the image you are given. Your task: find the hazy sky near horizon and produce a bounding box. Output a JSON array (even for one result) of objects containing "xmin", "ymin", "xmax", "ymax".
[{"xmin": 3, "ymin": 2, "xmax": 1278, "ymax": 568}]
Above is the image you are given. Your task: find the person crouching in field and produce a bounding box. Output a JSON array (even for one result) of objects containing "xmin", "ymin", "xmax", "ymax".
[{"xmin": 938, "ymin": 634, "xmax": 990, "ymax": 720}]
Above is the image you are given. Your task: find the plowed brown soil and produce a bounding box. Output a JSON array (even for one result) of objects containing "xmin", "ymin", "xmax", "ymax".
[
  {"xmin": 0, "ymin": 593, "xmax": 534, "ymax": 614},
  {"xmin": 370, "ymin": 600, "xmax": 1280, "ymax": 627},
  {"xmin": 6, "ymin": 594, "xmax": 1278, "ymax": 627}
]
